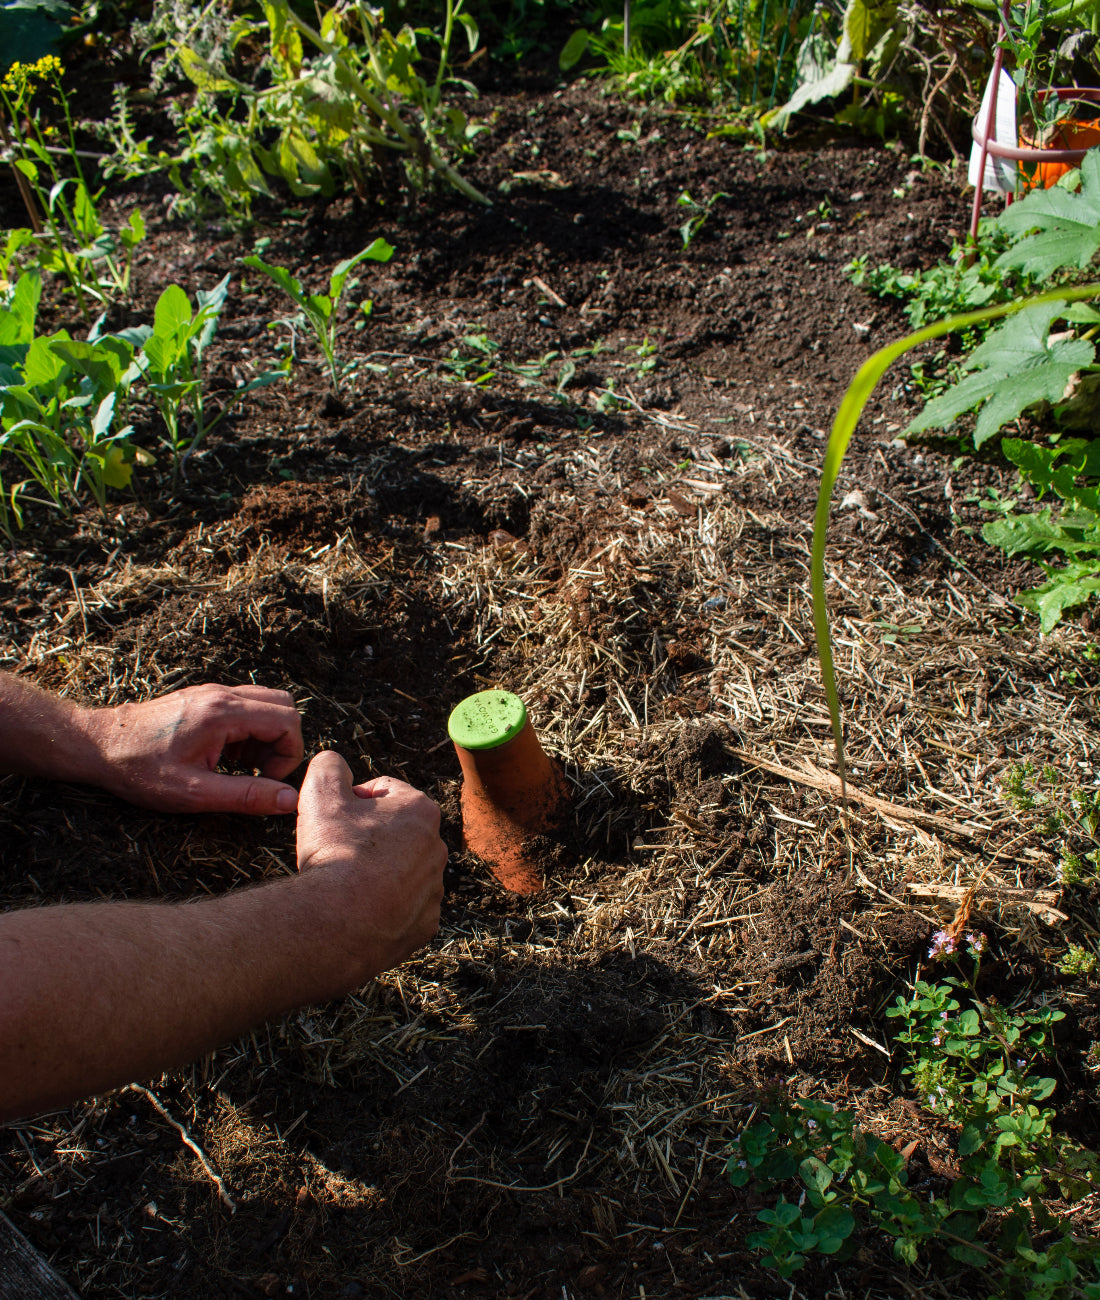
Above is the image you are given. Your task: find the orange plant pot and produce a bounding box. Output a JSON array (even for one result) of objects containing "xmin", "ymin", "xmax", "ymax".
[
  {"xmin": 1019, "ymin": 118, "xmax": 1100, "ymax": 190},
  {"xmin": 448, "ymin": 690, "xmax": 569, "ymax": 895}
]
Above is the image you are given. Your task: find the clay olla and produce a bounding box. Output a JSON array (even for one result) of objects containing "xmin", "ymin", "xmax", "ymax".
[{"xmin": 448, "ymin": 690, "xmax": 570, "ymax": 894}]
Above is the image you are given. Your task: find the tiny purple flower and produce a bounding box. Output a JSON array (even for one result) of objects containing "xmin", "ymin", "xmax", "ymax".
[
  {"xmin": 966, "ymin": 932, "xmax": 987, "ymax": 954},
  {"xmin": 1016, "ymin": 1059, "xmax": 1026, "ymax": 1070},
  {"xmin": 928, "ymin": 929, "xmax": 957, "ymax": 960},
  {"xmin": 931, "ymin": 1030, "xmax": 944, "ymax": 1047},
  {"xmin": 940, "ymin": 1010, "xmax": 949, "ymax": 1021}
]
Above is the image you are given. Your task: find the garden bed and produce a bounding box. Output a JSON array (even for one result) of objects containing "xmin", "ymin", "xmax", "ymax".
[{"xmin": 1, "ymin": 67, "xmax": 1098, "ymax": 1300}]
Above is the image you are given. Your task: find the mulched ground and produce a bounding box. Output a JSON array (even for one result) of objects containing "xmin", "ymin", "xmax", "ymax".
[{"xmin": 1, "ymin": 53, "xmax": 1098, "ymax": 1300}]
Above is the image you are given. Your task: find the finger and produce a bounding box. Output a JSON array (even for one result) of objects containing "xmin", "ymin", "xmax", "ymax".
[
  {"xmin": 352, "ymin": 775, "xmax": 416, "ymax": 800},
  {"xmin": 227, "ymin": 685, "xmax": 298, "ymax": 709},
  {"xmin": 218, "ymin": 701, "xmax": 304, "ymax": 779},
  {"xmin": 299, "ymin": 750, "xmax": 356, "ymax": 814},
  {"xmin": 183, "ymin": 770, "xmax": 299, "ymax": 816}
]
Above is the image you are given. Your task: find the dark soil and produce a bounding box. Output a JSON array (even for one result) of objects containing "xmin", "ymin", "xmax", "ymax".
[{"xmin": 1, "ymin": 63, "xmax": 1098, "ymax": 1300}]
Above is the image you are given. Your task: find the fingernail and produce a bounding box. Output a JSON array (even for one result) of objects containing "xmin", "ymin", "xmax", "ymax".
[{"xmin": 276, "ymin": 788, "xmax": 298, "ymax": 812}]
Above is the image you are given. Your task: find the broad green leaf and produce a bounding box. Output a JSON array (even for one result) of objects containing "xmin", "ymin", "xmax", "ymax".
[
  {"xmin": 947, "ymin": 1242, "xmax": 988, "ymax": 1269},
  {"xmin": 842, "ymin": 0, "xmax": 897, "ymax": 63},
  {"xmin": 982, "ymin": 511, "xmax": 1072, "ymax": 557},
  {"xmin": 242, "ymin": 256, "xmax": 305, "ymax": 306},
  {"xmin": 905, "ymin": 302, "xmax": 1095, "ymax": 446},
  {"xmin": 49, "ymin": 339, "xmax": 122, "ymax": 397},
  {"xmin": 330, "ymin": 237, "xmax": 393, "ymax": 301},
  {"xmin": 1020, "ymin": 573, "xmax": 1100, "ymax": 632},
  {"xmin": 9, "ymin": 271, "xmax": 42, "ymax": 345},
  {"xmin": 764, "ymin": 61, "xmax": 856, "ymax": 132},
  {"xmin": 559, "ymin": 29, "xmax": 589, "ymax": 71},
  {"xmin": 154, "ymin": 285, "xmax": 193, "ymax": 340},
  {"xmin": 814, "ymin": 1205, "xmax": 855, "ymax": 1252},
  {"xmin": 995, "ymin": 150, "xmax": 1100, "ymax": 278},
  {"xmin": 958, "ymin": 1125, "xmax": 984, "ymax": 1156},
  {"xmin": 178, "ymin": 45, "xmax": 239, "ymax": 93},
  {"xmin": 22, "ymin": 333, "xmax": 67, "ymax": 388},
  {"xmin": 99, "ymin": 441, "xmax": 134, "ymax": 489},
  {"xmin": 799, "ymin": 1156, "xmax": 834, "ymax": 1195}
]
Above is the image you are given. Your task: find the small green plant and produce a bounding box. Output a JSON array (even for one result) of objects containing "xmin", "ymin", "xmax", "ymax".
[
  {"xmin": 0, "ymin": 270, "xmax": 146, "ymax": 533},
  {"xmin": 728, "ymin": 934, "xmax": 1100, "ymax": 1293},
  {"xmin": 243, "ymin": 239, "xmax": 394, "ymax": 391},
  {"xmin": 1059, "ymin": 944, "xmax": 1098, "ymax": 975},
  {"xmin": 1, "ymin": 56, "xmax": 147, "ymax": 313},
  {"xmin": 676, "ymin": 188, "xmax": 728, "ymax": 248},
  {"xmin": 140, "ymin": 276, "xmax": 285, "ymax": 473},
  {"xmin": 146, "ymin": 0, "xmax": 488, "ymax": 223},
  {"xmin": 442, "ymin": 331, "xmax": 499, "ymax": 386},
  {"xmin": 1002, "ymin": 761, "xmax": 1100, "ymax": 882},
  {"xmin": 845, "ymin": 224, "xmax": 1039, "ymax": 331}
]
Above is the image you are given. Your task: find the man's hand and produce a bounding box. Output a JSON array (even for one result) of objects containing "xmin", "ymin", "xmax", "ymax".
[
  {"xmin": 82, "ymin": 683, "xmax": 304, "ymax": 815},
  {"xmin": 295, "ymin": 751, "xmax": 447, "ymax": 986}
]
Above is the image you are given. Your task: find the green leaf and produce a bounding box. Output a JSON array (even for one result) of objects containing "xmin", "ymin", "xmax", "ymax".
[
  {"xmin": 996, "ymin": 150, "xmax": 1100, "ymax": 279},
  {"xmin": 958, "ymin": 1125, "xmax": 984, "ymax": 1156},
  {"xmin": 329, "ymin": 238, "xmax": 394, "ymax": 304},
  {"xmin": 21, "ymin": 333, "xmax": 66, "ymax": 388},
  {"xmin": 177, "ymin": 45, "xmax": 239, "ymax": 94},
  {"xmin": 457, "ymin": 11, "xmax": 478, "ymax": 53},
  {"xmin": 242, "ymin": 256, "xmax": 305, "ymax": 307},
  {"xmin": 98, "ymin": 440, "xmax": 134, "ymax": 489},
  {"xmin": 799, "ymin": 1156, "xmax": 834, "ymax": 1196},
  {"xmin": 559, "ymin": 29, "xmax": 589, "ymax": 71},
  {"xmin": 6, "ymin": 271, "xmax": 41, "ymax": 345},
  {"xmin": 947, "ymin": 1241, "xmax": 988, "ymax": 1268},
  {"xmin": 1020, "ymin": 572, "xmax": 1100, "ymax": 632},
  {"xmin": 814, "ymin": 1205, "xmax": 855, "ymax": 1252},
  {"xmin": 842, "ymin": 0, "xmax": 897, "ymax": 63},
  {"xmin": 905, "ymin": 302, "xmax": 1095, "ymax": 446},
  {"xmin": 154, "ymin": 285, "xmax": 193, "ymax": 340}
]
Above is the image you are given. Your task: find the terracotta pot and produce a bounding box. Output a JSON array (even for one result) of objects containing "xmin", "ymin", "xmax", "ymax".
[
  {"xmin": 448, "ymin": 690, "xmax": 569, "ymax": 895},
  {"xmin": 1019, "ymin": 117, "xmax": 1100, "ymax": 190}
]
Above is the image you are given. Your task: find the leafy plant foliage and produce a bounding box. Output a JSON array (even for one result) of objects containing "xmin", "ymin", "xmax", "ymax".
[
  {"xmin": 727, "ymin": 940, "xmax": 1100, "ymax": 1295},
  {"xmin": 243, "ymin": 239, "xmax": 394, "ymax": 391}
]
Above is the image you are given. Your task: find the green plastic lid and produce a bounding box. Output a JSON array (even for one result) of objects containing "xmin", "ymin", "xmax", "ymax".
[{"xmin": 448, "ymin": 690, "xmax": 527, "ymax": 751}]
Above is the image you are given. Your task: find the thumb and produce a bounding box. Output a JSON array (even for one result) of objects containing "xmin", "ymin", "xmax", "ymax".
[
  {"xmin": 185, "ymin": 770, "xmax": 299, "ymax": 816},
  {"xmin": 298, "ymin": 750, "xmax": 356, "ymax": 816}
]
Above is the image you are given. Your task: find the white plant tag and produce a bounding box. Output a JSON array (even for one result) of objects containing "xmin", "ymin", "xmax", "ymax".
[{"xmin": 968, "ymin": 66, "xmax": 1018, "ymax": 192}]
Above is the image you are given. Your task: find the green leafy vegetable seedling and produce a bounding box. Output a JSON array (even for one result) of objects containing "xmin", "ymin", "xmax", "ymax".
[
  {"xmin": 243, "ymin": 238, "xmax": 394, "ymax": 391},
  {"xmin": 141, "ymin": 276, "xmax": 285, "ymax": 474}
]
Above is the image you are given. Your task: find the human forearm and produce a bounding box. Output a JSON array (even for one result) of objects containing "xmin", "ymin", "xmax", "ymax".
[
  {"xmin": 0, "ymin": 673, "xmax": 304, "ymax": 814},
  {"xmin": 0, "ymin": 670, "xmax": 101, "ymax": 784},
  {"xmin": 0, "ymin": 873, "xmax": 369, "ymax": 1123}
]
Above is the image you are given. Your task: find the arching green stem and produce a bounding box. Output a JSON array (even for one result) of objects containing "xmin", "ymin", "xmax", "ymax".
[{"xmin": 812, "ymin": 282, "xmax": 1100, "ymax": 804}]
